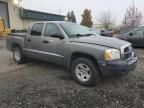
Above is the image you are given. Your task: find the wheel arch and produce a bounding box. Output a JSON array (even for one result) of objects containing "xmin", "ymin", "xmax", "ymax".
[
  {"xmin": 12, "ymin": 43, "xmax": 22, "ymax": 51},
  {"xmin": 68, "ymin": 52, "xmax": 102, "ymax": 76}
]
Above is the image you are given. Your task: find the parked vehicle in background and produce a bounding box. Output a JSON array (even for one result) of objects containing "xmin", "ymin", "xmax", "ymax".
[
  {"xmin": 6, "ymin": 21, "xmax": 137, "ymax": 86},
  {"xmin": 89, "ymin": 28, "xmax": 113, "ymax": 37},
  {"xmin": 117, "ymin": 27, "xmax": 144, "ymax": 47},
  {"xmin": 88, "ymin": 28, "xmax": 101, "ymax": 36},
  {"xmin": 101, "ymin": 30, "xmax": 113, "ymax": 37}
]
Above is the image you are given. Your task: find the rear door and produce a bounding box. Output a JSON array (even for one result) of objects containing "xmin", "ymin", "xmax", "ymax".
[
  {"xmin": 25, "ymin": 23, "xmax": 44, "ymax": 58},
  {"xmin": 127, "ymin": 29, "xmax": 144, "ymax": 47}
]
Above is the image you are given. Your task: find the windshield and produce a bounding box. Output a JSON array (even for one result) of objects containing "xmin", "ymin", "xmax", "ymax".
[{"xmin": 60, "ymin": 23, "xmax": 94, "ymax": 38}]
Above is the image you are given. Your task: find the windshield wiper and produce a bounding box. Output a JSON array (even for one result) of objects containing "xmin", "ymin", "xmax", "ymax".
[
  {"xmin": 76, "ymin": 34, "xmax": 86, "ymax": 36},
  {"xmin": 72, "ymin": 33, "xmax": 95, "ymax": 37},
  {"xmin": 85, "ymin": 33, "xmax": 96, "ymax": 36}
]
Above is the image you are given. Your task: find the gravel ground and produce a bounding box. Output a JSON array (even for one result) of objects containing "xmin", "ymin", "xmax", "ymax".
[{"xmin": 0, "ymin": 39, "xmax": 144, "ymax": 108}]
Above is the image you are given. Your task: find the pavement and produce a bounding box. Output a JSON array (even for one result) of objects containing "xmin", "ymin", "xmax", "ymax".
[{"xmin": 0, "ymin": 38, "xmax": 144, "ymax": 108}]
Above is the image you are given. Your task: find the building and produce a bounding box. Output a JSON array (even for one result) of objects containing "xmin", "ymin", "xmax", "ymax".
[
  {"xmin": 0, "ymin": 0, "xmax": 66, "ymax": 30},
  {"xmin": 93, "ymin": 24, "xmax": 119, "ymax": 31}
]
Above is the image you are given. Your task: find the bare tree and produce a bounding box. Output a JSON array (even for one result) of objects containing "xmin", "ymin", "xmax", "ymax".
[
  {"xmin": 98, "ymin": 11, "xmax": 115, "ymax": 30},
  {"xmin": 122, "ymin": 6, "xmax": 143, "ymax": 31}
]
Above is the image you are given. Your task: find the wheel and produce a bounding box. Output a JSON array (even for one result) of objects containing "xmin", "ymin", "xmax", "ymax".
[
  {"xmin": 71, "ymin": 57, "xmax": 100, "ymax": 86},
  {"xmin": 13, "ymin": 46, "xmax": 25, "ymax": 64}
]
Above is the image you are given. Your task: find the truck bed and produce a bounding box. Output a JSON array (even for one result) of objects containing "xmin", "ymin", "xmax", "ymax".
[
  {"xmin": 8, "ymin": 33, "xmax": 26, "ymax": 37},
  {"xmin": 6, "ymin": 33, "xmax": 26, "ymax": 51}
]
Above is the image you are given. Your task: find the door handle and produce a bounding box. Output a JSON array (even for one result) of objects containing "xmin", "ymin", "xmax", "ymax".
[
  {"xmin": 27, "ymin": 39, "xmax": 31, "ymax": 42},
  {"xmin": 43, "ymin": 40, "xmax": 49, "ymax": 43}
]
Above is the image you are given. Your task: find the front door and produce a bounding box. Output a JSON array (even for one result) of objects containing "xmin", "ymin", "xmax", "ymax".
[{"xmin": 41, "ymin": 23, "xmax": 67, "ymax": 65}]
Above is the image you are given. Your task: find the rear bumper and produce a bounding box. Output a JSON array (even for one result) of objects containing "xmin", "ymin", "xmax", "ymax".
[{"xmin": 97, "ymin": 56, "xmax": 137, "ymax": 78}]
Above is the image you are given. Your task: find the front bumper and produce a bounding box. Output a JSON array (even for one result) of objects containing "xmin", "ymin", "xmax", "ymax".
[{"xmin": 97, "ymin": 56, "xmax": 137, "ymax": 78}]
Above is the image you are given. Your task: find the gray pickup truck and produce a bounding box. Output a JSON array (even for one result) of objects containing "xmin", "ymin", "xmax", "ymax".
[{"xmin": 6, "ymin": 21, "xmax": 137, "ymax": 86}]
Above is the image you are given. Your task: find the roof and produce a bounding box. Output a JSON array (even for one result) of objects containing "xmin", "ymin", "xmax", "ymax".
[
  {"xmin": 44, "ymin": 21, "xmax": 73, "ymax": 23},
  {"xmin": 30, "ymin": 21, "xmax": 75, "ymax": 25},
  {"xmin": 20, "ymin": 8, "xmax": 66, "ymax": 21}
]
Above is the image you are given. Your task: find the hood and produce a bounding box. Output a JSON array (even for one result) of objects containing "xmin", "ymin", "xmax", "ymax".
[{"xmin": 69, "ymin": 36, "xmax": 130, "ymax": 49}]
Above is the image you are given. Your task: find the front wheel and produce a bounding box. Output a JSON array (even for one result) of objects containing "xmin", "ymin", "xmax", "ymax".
[
  {"xmin": 71, "ymin": 58, "xmax": 100, "ymax": 86},
  {"xmin": 13, "ymin": 46, "xmax": 25, "ymax": 64}
]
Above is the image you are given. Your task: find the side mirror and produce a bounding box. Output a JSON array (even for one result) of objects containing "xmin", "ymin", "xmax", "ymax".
[
  {"xmin": 129, "ymin": 32, "xmax": 133, "ymax": 36},
  {"xmin": 50, "ymin": 33, "xmax": 64, "ymax": 39}
]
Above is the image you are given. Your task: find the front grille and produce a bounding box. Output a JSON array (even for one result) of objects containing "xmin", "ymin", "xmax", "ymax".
[
  {"xmin": 123, "ymin": 45, "xmax": 133, "ymax": 61},
  {"xmin": 124, "ymin": 47, "xmax": 130, "ymax": 53}
]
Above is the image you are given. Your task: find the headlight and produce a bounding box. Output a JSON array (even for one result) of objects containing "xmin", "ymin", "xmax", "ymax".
[{"xmin": 105, "ymin": 49, "xmax": 120, "ymax": 60}]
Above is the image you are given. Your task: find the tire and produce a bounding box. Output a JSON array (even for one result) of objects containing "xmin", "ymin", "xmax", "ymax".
[
  {"xmin": 71, "ymin": 57, "xmax": 100, "ymax": 86},
  {"xmin": 13, "ymin": 46, "xmax": 25, "ymax": 64}
]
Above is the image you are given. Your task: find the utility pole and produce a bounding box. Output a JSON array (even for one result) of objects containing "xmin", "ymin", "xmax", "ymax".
[
  {"xmin": 132, "ymin": 0, "xmax": 135, "ymax": 30},
  {"xmin": 133, "ymin": 0, "xmax": 134, "ymax": 8},
  {"xmin": 58, "ymin": 8, "xmax": 61, "ymax": 15}
]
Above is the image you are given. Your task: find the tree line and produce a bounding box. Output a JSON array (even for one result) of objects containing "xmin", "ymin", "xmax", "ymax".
[{"xmin": 67, "ymin": 4, "xmax": 143, "ymax": 31}]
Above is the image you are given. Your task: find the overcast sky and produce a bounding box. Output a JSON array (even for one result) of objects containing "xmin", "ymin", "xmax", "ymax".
[{"xmin": 21, "ymin": 0, "xmax": 144, "ymax": 25}]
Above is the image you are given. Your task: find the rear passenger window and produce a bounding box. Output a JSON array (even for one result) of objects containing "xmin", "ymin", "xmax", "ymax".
[{"xmin": 31, "ymin": 23, "xmax": 43, "ymax": 36}]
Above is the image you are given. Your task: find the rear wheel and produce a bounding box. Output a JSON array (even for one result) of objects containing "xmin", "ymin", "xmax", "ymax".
[
  {"xmin": 13, "ymin": 46, "xmax": 25, "ymax": 64},
  {"xmin": 71, "ymin": 57, "xmax": 100, "ymax": 86}
]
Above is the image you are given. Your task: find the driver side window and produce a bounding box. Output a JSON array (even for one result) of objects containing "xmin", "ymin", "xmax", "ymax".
[
  {"xmin": 134, "ymin": 29, "xmax": 144, "ymax": 36},
  {"xmin": 44, "ymin": 23, "xmax": 62, "ymax": 37}
]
